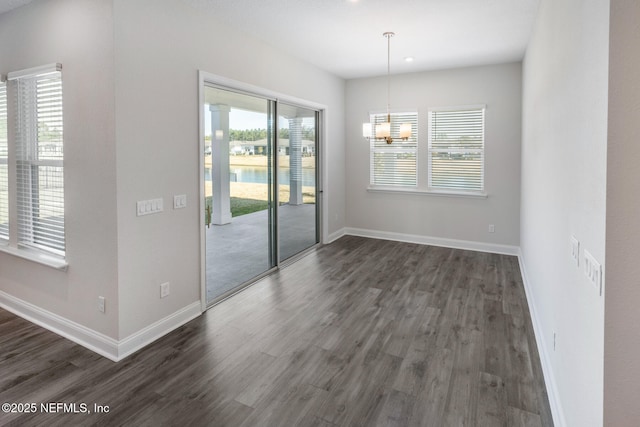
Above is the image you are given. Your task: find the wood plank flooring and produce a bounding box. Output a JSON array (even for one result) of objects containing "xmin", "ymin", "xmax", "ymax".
[{"xmin": 0, "ymin": 236, "xmax": 553, "ymax": 426}]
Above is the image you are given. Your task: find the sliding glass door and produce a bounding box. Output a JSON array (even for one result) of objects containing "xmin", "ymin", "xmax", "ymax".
[
  {"xmin": 204, "ymin": 86, "xmax": 276, "ymax": 304},
  {"xmin": 277, "ymin": 103, "xmax": 319, "ymax": 262},
  {"xmin": 203, "ymin": 85, "xmax": 320, "ymax": 306}
]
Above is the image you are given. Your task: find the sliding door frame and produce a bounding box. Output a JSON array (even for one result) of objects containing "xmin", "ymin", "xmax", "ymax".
[{"xmin": 198, "ymin": 71, "xmax": 327, "ymax": 311}]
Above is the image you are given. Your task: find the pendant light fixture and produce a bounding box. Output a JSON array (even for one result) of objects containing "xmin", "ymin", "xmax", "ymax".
[{"xmin": 362, "ymin": 31, "xmax": 411, "ymax": 144}]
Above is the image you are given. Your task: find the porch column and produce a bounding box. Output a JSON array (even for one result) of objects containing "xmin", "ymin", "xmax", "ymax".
[
  {"xmin": 210, "ymin": 104, "xmax": 232, "ymax": 225},
  {"xmin": 289, "ymin": 117, "xmax": 303, "ymax": 205}
]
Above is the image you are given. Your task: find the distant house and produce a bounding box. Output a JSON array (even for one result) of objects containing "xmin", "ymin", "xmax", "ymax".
[{"xmin": 230, "ymin": 138, "xmax": 315, "ymax": 156}]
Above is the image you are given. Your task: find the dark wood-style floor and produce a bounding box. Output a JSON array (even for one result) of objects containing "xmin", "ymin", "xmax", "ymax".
[{"xmin": 0, "ymin": 236, "xmax": 553, "ymax": 426}]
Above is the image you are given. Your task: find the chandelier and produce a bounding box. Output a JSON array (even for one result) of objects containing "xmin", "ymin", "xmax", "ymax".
[{"xmin": 362, "ymin": 32, "xmax": 411, "ymax": 144}]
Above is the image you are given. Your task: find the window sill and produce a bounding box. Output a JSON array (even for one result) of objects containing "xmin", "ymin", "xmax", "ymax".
[
  {"xmin": 0, "ymin": 244, "xmax": 68, "ymax": 271},
  {"xmin": 367, "ymin": 186, "xmax": 488, "ymax": 199}
]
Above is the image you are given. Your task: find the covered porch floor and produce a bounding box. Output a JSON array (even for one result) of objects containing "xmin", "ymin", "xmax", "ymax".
[{"xmin": 205, "ymin": 203, "xmax": 317, "ymax": 303}]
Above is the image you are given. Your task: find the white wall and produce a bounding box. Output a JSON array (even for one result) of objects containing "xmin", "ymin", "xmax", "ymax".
[
  {"xmin": 0, "ymin": 0, "xmax": 345, "ymax": 350},
  {"xmin": 345, "ymin": 63, "xmax": 522, "ymax": 248},
  {"xmin": 521, "ymin": 0, "xmax": 609, "ymax": 425},
  {"xmin": 112, "ymin": 0, "xmax": 346, "ymax": 338},
  {"xmin": 0, "ymin": 0, "xmax": 119, "ymax": 338},
  {"xmin": 605, "ymin": 0, "xmax": 640, "ymax": 424}
]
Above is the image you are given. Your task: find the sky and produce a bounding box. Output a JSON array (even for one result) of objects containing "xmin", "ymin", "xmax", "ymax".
[{"xmin": 204, "ymin": 107, "xmax": 274, "ymax": 136}]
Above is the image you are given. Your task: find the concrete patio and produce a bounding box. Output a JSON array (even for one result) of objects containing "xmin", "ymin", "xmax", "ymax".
[{"xmin": 205, "ymin": 203, "xmax": 317, "ymax": 304}]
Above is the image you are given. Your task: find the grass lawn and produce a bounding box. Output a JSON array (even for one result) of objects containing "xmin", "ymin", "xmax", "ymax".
[
  {"xmin": 230, "ymin": 197, "xmax": 269, "ymax": 216},
  {"xmin": 205, "ymin": 196, "xmax": 268, "ymax": 219},
  {"xmin": 205, "ymin": 184, "xmax": 316, "ymax": 225}
]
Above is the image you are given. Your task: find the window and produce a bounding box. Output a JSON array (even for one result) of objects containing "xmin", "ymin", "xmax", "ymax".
[
  {"xmin": 7, "ymin": 64, "xmax": 65, "ymax": 258},
  {"xmin": 428, "ymin": 106, "xmax": 485, "ymax": 193},
  {"xmin": 0, "ymin": 82, "xmax": 7, "ymax": 241},
  {"xmin": 369, "ymin": 111, "xmax": 418, "ymax": 187}
]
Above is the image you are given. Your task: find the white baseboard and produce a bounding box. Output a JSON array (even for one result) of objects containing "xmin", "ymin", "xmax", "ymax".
[
  {"xmin": 340, "ymin": 229, "xmax": 563, "ymax": 425},
  {"xmin": 325, "ymin": 227, "xmax": 346, "ymax": 244},
  {"xmin": 517, "ymin": 252, "xmax": 566, "ymax": 427},
  {"xmin": 117, "ymin": 301, "xmax": 201, "ymax": 360},
  {"xmin": 0, "ymin": 237, "xmax": 564, "ymax": 426},
  {"xmin": 0, "ymin": 290, "xmax": 201, "ymax": 362},
  {"xmin": 344, "ymin": 227, "xmax": 519, "ymax": 256},
  {"xmin": 0, "ymin": 290, "xmax": 120, "ymax": 360}
]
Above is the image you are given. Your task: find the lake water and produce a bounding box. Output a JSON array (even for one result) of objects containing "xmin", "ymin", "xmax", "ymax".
[{"xmin": 205, "ymin": 166, "xmax": 316, "ymax": 187}]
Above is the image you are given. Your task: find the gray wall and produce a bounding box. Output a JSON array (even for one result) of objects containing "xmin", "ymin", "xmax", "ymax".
[
  {"xmin": 0, "ymin": 0, "xmax": 346, "ymax": 343},
  {"xmin": 0, "ymin": 0, "xmax": 119, "ymax": 338},
  {"xmin": 605, "ymin": 0, "xmax": 640, "ymax": 424},
  {"xmin": 521, "ymin": 0, "xmax": 609, "ymax": 425},
  {"xmin": 112, "ymin": 0, "xmax": 346, "ymax": 338},
  {"xmin": 7, "ymin": 2, "xmax": 640, "ymax": 423},
  {"xmin": 345, "ymin": 63, "xmax": 522, "ymax": 247}
]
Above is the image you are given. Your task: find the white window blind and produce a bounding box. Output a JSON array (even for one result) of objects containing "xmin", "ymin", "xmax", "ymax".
[
  {"xmin": 369, "ymin": 112, "xmax": 418, "ymax": 187},
  {"xmin": 428, "ymin": 106, "xmax": 485, "ymax": 192},
  {"xmin": 0, "ymin": 82, "xmax": 8, "ymax": 241},
  {"xmin": 12, "ymin": 67, "xmax": 65, "ymax": 256}
]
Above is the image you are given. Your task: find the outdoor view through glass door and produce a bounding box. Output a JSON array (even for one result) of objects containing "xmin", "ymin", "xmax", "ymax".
[
  {"xmin": 204, "ymin": 85, "xmax": 319, "ymax": 305},
  {"xmin": 204, "ymin": 86, "xmax": 275, "ymax": 304},
  {"xmin": 277, "ymin": 103, "xmax": 318, "ymax": 262}
]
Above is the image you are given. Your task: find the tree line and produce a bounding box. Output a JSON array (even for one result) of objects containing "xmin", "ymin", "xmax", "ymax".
[{"xmin": 227, "ymin": 127, "xmax": 315, "ymax": 142}]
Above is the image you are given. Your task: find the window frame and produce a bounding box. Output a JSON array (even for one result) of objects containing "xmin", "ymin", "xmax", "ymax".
[
  {"xmin": 427, "ymin": 105, "xmax": 486, "ymax": 195},
  {"xmin": 365, "ymin": 105, "xmax": 488, "ymax": 199},
  {"xmin": 0, "ymin": 63, "xmax": 67, "ymax": 270},
  {"xmin": 367, "ymin": 110, "xmax": 419, "ymax": 189},
  {"xmin": 0, "ymin": 80, "xmax": 8, "ymax": 242}
]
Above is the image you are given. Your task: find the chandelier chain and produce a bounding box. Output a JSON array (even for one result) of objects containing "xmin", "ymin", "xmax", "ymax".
[{"xmin": 384, "ymin": 32, "xmax": 394, "ymax": 119}]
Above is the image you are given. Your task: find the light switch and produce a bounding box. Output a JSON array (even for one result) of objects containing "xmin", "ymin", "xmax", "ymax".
[
  {"xmin": 584, "ymin": 249, "xmax": 603, "ymax": 295},
  {"xmin": 174, "ymin": 194, "xmax": 187, "ymax": 209},
  {"xmin": 136, "ymin": 198, "xmax": 164, "ymax": 216},
  {"xmin": 570, "ymin": 235, "xmax": 580, "ymax": 267}
]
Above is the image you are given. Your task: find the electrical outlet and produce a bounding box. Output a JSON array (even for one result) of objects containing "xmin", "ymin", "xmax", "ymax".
[
  {"xmin": 488, "ymin": 224, "xmax": 495, "ymax": 233},
  {"xmin": 98, "ymin": 296, "xmax": 105, "ymax": 313},
  {"xmin": 583, "ymin": 250, "xmax": 603, "ymax": 295},
  {"xmin": 160, "ymin": 282, "xmax": 170, "ymax": 298},
  {"xmin": 553, "ymin": 332, "xmax": 556, "ymax": 351},
  {"xmin": 570, "ymin": 235, "xmax": 580, "ymax": 267}
]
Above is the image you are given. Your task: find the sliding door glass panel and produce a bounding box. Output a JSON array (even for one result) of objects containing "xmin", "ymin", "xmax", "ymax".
[
  {"xmin": 204, "ymin": 86, "xmax": 275, "ymax": 305},
  {"xmin": 277, "ymin": 103, "xmax": 318, "ymax": 261}
]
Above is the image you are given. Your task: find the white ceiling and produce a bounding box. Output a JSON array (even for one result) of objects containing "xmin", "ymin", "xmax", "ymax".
[
  {"xmin": 0, "ymin": 0, "xmax": 33, "ymax": 15},
  {"xmin": 0, "ymin": 0, "xmax": 540, "ymax": 80},
  {"xmin": 184, "ymin": 0, "xmax": 540, "ymax": 79}
]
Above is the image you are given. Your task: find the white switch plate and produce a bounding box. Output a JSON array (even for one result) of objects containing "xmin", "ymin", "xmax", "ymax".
[
  {"xmin": 160, "ymin": 282, "xmax": 170, "ymax": 298},
  {"xmin": 137, "ymin": 198, "xmax": 164, "ymax": 216},
  {"xmin": 98, "ymin": 296, "xmax": 105, "ymax": 313},
  {"xmin": 570, "ymin": 235, "xmax": 580, "ymax": 267},
  {"xmin": 174, "ymin": 194, "xmax": 187, "ymax": 209},
  {"xmin": 583, "ymin": 249, "xmax": 602, "ymax": 295}
]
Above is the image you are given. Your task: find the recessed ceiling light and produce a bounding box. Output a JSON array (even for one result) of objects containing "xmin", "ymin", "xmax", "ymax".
[{"xmin": 404, "ymin": 56, "xmax": 414, "ymax": 63}]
